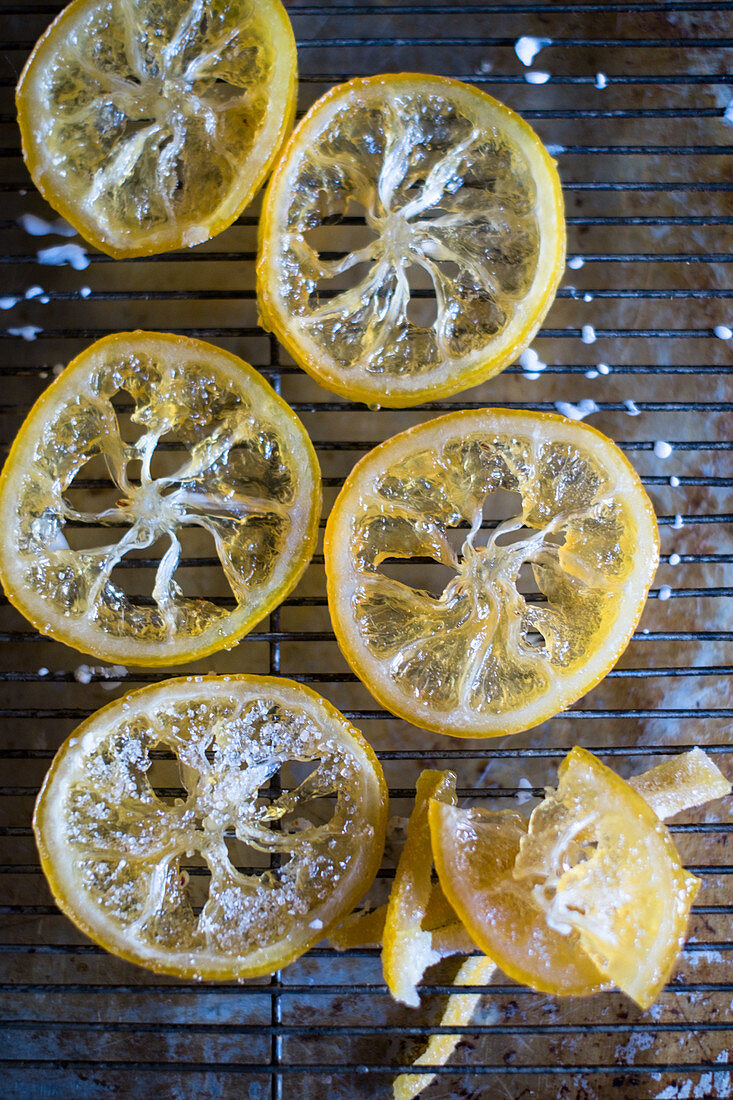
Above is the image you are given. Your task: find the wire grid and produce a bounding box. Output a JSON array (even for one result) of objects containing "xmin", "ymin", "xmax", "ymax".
[{"xmin": 0, "ymin": 1, "xmax": 731, "ymax": 1097}]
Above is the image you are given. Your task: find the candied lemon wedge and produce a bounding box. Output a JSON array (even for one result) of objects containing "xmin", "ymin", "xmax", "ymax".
[
  {"xmin": 512, "ymin": 747, "xmax": 701, "ymax": 1008},
  {"xmin": 430, "ymin": 799, "xmax": 607, "ymax": 997},
  {"xmin": 17, "ymin": 0, "xmax": 296, "ymax": 257},
  {"xmin": 258, "ymin": 73, "xmax": 565, "ymax": 406},
  {"xmin": 0, "ymin": 332, "xmax": 321, "ymax": 665},
  {"xmin": 325, "ymin": 409, "xmax": 659, "ymax": 738},
  {"xmin": 431, "ymin": 747, "xmax": 730, "ymax": 1009},
  {"xmin": 33, "ymin": 676, "xmax": 388, "ymax": 980}
]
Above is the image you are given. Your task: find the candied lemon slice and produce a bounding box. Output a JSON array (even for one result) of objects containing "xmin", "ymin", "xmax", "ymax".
[
  {"xmin": 258, "ymin": 73, "xmax": 565, "ymax": 406},
  {"xmin": 513, "ymin": 747, "xmax": 700, "ymax": 1009},
  {"xmin": 33, "ymin": 675, "xmax": 388, "ymax": 980},
  {"xmin": 383, "ymin": 769, "xmax": 456, "ymax": 1005},
  {"xmin": 0, "ymin": 332, "xmax": 320, "ymax": 665},
  {"xmin": 17, "ymin": 0, "xmax": 296, "ymax": 257},
  {"xmin": 325, "ymin": 408, "xmax": 659, "ymax": 738}
]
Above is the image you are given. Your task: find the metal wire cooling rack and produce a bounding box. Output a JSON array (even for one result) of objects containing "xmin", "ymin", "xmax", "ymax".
[{"xmin": 0, "ymin": 1, "xmax": 732, "ymax": 1097}]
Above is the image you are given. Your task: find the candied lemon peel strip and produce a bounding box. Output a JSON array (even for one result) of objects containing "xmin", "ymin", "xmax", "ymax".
[
  {"xmin": 329, "ymin": 904, "xmax": 387, "ymax": 950},
  {"xmin": 0, "ymin": 332, "xmax": 321, "ymax": 665},
  {"xmin": 383, "ymin": 770, "xmax": 457, "ymax": 1006},
  {"xmin": 631, "ymin": 746, "xmax": 731, "ymax": 820},
  {"xmin": 33, "ymin": 675, "xmax": 388, "ymax": 980},
  {"xmin": 392, "ymin": 956, "xmax": 497, "ymax": 1100},
  {"xmin": 258, "ymin": 73, "xmax": 565, "ymax": 406},
  {"xmin": 17, "ymin": 0, "xmax": 297, "ymax": 256}
]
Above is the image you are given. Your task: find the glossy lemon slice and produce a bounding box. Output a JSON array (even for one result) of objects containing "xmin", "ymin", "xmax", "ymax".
[
  {"xmin": 513, "ymin": 747, "xmax": 701, "ymax": 1009},
  {"xmin": 258, "ymin": 73, "xmax": 565, "ymax": 406},
  {"xmin": 33, "ymin": 675, "xmax": 388, "ymax": 980},
  {"xmin": 325, "ymin": 408, "xmax": 659, "ymax": 738},
  {"xmin": 0, "ymin": 332, "xmax": 321, "ymax": 665},
  {"xmin": 17, "ymin": 0, "xmax": 297, "ymax": 257}
]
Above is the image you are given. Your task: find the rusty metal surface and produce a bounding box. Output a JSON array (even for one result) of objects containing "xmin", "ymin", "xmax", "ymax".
[{"xmin": 0, "ymin": 1, "xmax": 731, "ymax": 1097}]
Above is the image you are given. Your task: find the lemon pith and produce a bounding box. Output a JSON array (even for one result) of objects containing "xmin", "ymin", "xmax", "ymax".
[
  {"xmin": 325, "ymin": 408, "xmax": 659, "ymax": 738},
  {"xmin": 33, "ymin": 675, "xmax": 388, "ymax": 980},
  {"xmin": 0, "ymin": 332, "xmax": 321, "ymax": 665},
  {"xmin": 17, "ymin": 0, "xmax": 297, "ymax": 257},
  {"xmin": 258, "ymin": 73, "xmax": 565, "ymax": 406}
]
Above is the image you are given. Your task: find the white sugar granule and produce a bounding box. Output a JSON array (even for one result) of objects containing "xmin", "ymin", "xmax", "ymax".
[
  {"xmin": 18, "ymin": 213, "xmax": 75, "ymax": 237},
  {"xmin": 555, "ymin": 399, "xmax": 598, "ymax": 421},
  {"xmin": 515, "ymin": 36, "xmax": 551, "ymax": 65},
  {"xmin": 7, "ymin": 326, "xmax": 41, "ymax": 341},
  {"xmin": 37, "ymin": 243, "xmax": 90, "ymax": 270}
]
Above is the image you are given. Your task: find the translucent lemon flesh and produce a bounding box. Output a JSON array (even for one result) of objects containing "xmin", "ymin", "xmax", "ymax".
[
  {"xmin": 33, "ymin": 676, "xmax": 388, "ymax": 980},
  {"xmin": 326, "ymin": 409, "xmax": 659, "ymax": 737},
  {"xmin": 259, "ymin": 74, "xmax": 565, "ymax": 405},
  {"xmin": 17, "ymin": 0, "xmax": 296, "ymax": 256},
  {"xmin": 0, "ymin": 332, "xmax": 321, "ymax": 665}
]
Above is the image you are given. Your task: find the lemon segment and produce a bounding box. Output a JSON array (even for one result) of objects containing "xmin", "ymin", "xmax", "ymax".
[
  {"xmin": 325, "ymin": 408, "xmax": 659, "ymax": 738},
  {"xmin": 17, "ymin": 0, "xmax": 297, "ymax": 257},
  {"xmin": 33, "ymin": 676, "xmax": 388, "ymax": 980},
  {"xmin": 258, "ymin": 73, "xmax": 565, "ymax": 406},
  {"xmin": 0, "ymin": 332, "xmax": 321, "ymax": 666},
  {"xmin": 430, "ymin": 798, "xmax": 608, "ymax": 996}
]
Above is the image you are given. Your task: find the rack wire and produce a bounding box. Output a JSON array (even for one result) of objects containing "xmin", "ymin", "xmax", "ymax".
[{"xmin": 0, "ymin": 0, "xmax": 731, "ymax": 1097}]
